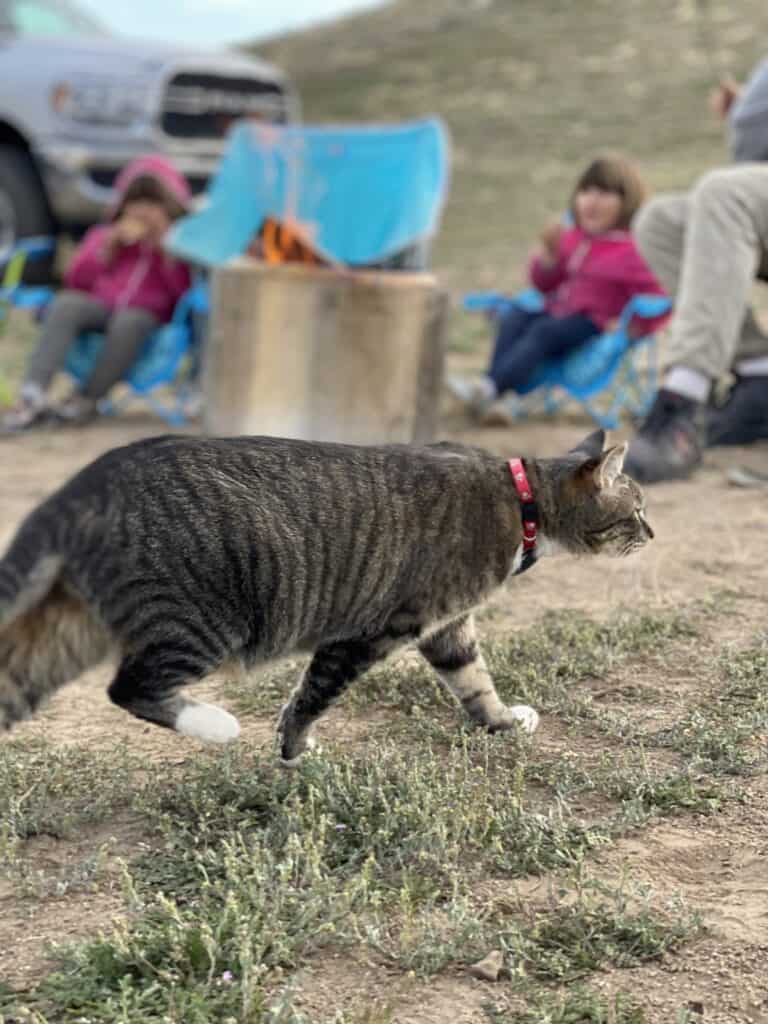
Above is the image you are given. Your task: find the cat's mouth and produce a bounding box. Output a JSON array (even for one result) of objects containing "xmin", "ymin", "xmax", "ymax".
[{"xmin": 581, "ymin": 530, "xmax": 652, "ymax": 558}]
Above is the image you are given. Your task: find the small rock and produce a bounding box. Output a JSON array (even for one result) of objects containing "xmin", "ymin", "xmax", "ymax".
[{"xmin": 469, "ymin": 950, "xmax": 504, "ymax": 982}]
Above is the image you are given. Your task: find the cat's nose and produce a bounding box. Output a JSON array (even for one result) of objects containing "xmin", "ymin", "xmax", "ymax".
[{"xmin": 644, "ymin": 521, "xmax": 654, "ymax": 540}]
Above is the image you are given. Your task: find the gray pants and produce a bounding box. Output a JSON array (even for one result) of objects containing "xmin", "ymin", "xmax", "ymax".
[
  {"xmin": 25, "ymin": 290, "xmax": 159, "ymax": 400},
  {"xmin": 634, "ymin": 164, "xmax": 768, "ymax": 379}
]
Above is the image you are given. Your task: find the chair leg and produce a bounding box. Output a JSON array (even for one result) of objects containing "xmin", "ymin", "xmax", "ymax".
[
  {"xmin": 146, "ymin": 391, "xmax": 187, "ymax": 428},
  {"xmin": 581, "ymin": 399, "xmax": 620, "ymax": 431}
]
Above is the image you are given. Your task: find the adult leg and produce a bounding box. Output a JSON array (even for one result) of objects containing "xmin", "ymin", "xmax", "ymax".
[{"xmin": 627, "ymin": 166, "xmax": 768, "ymax": 480}]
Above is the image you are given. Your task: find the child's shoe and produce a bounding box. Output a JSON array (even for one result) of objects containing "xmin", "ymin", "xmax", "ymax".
[
  {"xmin": 0, "ymin": 385, "xmax": 48, "ymax": 432},
  {"xmin": 445, "ymin": 374, "xmax": 497, "ymax": 417}
]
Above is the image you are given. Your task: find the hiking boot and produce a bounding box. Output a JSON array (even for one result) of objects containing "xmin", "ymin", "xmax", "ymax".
[
  {"xmin": 623, "ymin": 389, "xmax": 703, "ymax": 483},
  {"xmin": 706, "ymin": 375, "xmax": 768, "ymax": 447}
]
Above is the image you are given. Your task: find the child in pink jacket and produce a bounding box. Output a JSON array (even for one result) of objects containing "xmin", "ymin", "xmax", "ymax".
[
  {"xmin": 453, "ymin": 155, "xmax": 668, "ymax": 423},
  {"xmin": 3, "ymin": 155, "xmax": 192, "ymax": 430}
]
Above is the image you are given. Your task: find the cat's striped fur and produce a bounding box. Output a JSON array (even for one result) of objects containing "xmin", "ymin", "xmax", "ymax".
[{"xmin": 0, "ymin": 429, "xmax": 651, "ymax": 761}]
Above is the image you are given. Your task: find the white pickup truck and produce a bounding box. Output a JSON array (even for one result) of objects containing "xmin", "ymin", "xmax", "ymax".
[{"xmin": 0, "ymin": 0, "xmax": 298, "ymax": 277}]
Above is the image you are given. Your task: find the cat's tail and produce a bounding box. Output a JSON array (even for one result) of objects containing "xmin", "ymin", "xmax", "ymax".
[
  {"xmin": 0, "ymin": 521, "xmax": 111, "ymax": 731},
  {"xmin": 0, "ymin": 532, "xmax": 62, "ymax": 630}
]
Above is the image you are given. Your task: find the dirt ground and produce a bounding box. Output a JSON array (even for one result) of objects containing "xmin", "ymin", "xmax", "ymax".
[{"xmin": 2, "ymin": 409, "xmax": 768, "ymax": 1023}]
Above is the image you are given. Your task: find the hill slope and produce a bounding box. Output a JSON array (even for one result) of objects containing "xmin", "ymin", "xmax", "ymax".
[{"xmin": 253, "ymin": 0, "xmax": 768, "ymax": 290}]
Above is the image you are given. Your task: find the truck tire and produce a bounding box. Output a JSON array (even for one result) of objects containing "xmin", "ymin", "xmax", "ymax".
[{"xmin": 0, "ymin": 145, "xmax": 56, "ymax": 283}]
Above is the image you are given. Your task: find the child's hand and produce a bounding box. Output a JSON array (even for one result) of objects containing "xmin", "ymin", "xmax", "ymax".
[
  {"xmin": 538, "ymin": 220, "xmax": 563, "ymax": 264},
  {"xmin": 102, "ymin": 217, "xmax": 145, "ymax": 260},
  {"xmin": 119, "ymin": 199, "xmax": 172, "ymax": 248},
  {"xmin": 114, "ymin": 217, "xmax": 147, "ymax": 245}
]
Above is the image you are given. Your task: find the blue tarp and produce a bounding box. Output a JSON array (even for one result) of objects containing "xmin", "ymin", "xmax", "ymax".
[{"xmin": 166, "ymin": 118, "xmax": 450, "ymax": 268}]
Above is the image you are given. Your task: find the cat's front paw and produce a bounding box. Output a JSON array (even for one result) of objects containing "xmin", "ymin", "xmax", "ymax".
[
  {"xmin": 280, "ymin": 734, "xmax": 319, "ymax": 768},
  {"xmin": 489, "ymin": 704, "xmax": 540, "ymax": 735}
]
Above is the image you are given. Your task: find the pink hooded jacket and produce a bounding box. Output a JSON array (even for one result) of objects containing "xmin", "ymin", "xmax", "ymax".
[
  {"xmin": 64, "ymin": 156, "xmax": 192, "ymax": 323},
  {"xmin": 528, "ymin": 226, "xmax": 668, "ymax": 332}
]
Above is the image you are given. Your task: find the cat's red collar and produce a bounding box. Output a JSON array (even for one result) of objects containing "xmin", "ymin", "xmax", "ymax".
[{"xmin": 508, "ymin": 457, "xmax": 538, "ymax": 575}]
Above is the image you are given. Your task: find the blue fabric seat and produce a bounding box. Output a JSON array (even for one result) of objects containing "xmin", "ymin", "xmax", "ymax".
[
  {"xmin": 463, "ymin": 288, "xmax": 672, "ymax": 430},
  {"xmin": 0, "ymin": 237, "xmax": 56, "ymax": 404},
  {"xmin": 63, "ymin": 280, "xmax": 209, "ymax": 427},
  {"xmin": 0, "ymin": 236, "xmax": 56, "ymax": 314},
  {"xmin": 0, "ymin": 236, "xmax": 205, "ymax": 426}
]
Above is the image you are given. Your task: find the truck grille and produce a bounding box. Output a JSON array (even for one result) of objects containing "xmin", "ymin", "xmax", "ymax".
[
  {"xmin": 161, "ymin": 73, "xmax": 287, "ymax": 139},
  {"xmin": 89, "ymin": 169, "xmax": 209, "ymax": 195}
]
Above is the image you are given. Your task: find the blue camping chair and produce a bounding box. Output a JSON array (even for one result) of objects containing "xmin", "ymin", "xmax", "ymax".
[
  {"xmin": 0, "ymin": 237, "xmax": 56, "ymax": 404},
  {"xmin": 463, "ymin": 288, "xmax": 672, "ymax": 430},
  {"xmin": 0, "ymin": 237, "xmax": 205, "ymax": 426},
  {"xmin": 0, "ymin": 237, "xmax": 56, "ymax": 319},
  {"xmin": 63, "ymin": 279, "xmax": 209, "ymax": 427},
  {"xmin": 166, "ymin": 118, "xmax": 450, "ymax": 269}
]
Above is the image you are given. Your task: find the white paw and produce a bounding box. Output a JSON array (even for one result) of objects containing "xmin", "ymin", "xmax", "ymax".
[
  {"xmin": 175, "ymin": 702, "xmax": 241, "ymax": 743},
  {"xmin": 506, "ymin": 704, "xmax": 540, "ymax": 734},
  {"xmin": 280, "ymin": 735, "xmax": 319, "ymax": 769}
]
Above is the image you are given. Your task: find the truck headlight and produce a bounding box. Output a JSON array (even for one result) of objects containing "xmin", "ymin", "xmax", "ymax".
[{"xmin": 51, "ymin": 76, "xmax": 150, "ymax": 126}]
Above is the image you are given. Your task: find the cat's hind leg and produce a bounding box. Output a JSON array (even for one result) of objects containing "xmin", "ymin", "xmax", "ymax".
[
  {"xmin": 0, "ymin": 583, "xmax": 111, "ymax": 731},
  {"xmin": 107, "ymin": 647, "xmax": 240, "ymax": 743},
  {"xmin": 419, "ymin": 614, "xmax": 539, "ymax": 734}
]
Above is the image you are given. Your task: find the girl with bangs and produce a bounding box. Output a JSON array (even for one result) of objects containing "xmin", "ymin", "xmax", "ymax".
[
  {"xmin": 452, "ymin": 154, "xmax": 668, "ymax": 423},
  {"xmin": 2, "ymin": 156, "xmax": 192, "ymax": 431}
]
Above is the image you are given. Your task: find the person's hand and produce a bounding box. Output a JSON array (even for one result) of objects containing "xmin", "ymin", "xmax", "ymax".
[
  {"xmin": 114, "ymin": 217, "xmax": 147, "ymax": 244},
  {"xmin": 709, "ymin": 77, "xmax": 741, "ymax": 119},
  {"xmin": 115, "ymin": 200, "xmax": 172, "ymax": 249},
  {"xmin": 535, "ymin": 220, "xmax": 563, "ymax": 266},
  {"xmin": 102, "ymin": 216, "xmax": 146, "ymax": 260}
]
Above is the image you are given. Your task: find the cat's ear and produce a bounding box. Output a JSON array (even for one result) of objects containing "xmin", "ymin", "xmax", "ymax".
[
  {"xmin": 569, "ymin": 429, "xmax": 605, "ymax": 460},
  {"xmin": 593, "ymin": 442, "xmax": 628, "ymax": 490}
]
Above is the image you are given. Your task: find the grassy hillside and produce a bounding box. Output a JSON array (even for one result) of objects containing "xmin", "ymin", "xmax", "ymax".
[{"xmin": 252, "ymin": 0, "xmax": 768, "ymax": 292}]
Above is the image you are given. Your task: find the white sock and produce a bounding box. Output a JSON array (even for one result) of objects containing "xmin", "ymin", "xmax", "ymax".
[
  {"xmin": 735, "ymin": 356, "xmax": 768, "ymax": 376},
  {"xmin": 175, "ymin": 702, "xmax": 241, "ymax": 743},
  {"xmin": 662, "ymin": 366, "xmax": 710, "ymax": 404}
]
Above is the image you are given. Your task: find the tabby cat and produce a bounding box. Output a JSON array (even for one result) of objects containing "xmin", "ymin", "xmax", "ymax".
[{"xmin": 0, "ymin": 428, "xmax": 651, "ymax": 762}]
